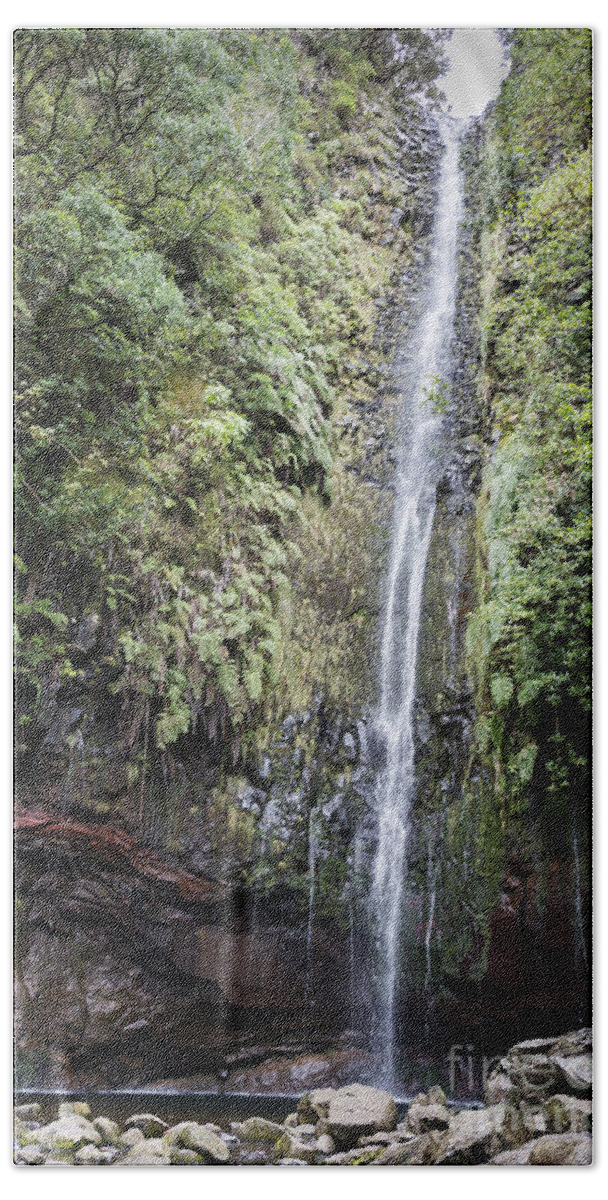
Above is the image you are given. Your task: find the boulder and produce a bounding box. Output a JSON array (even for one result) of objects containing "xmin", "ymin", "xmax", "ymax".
[
  {"xmin": 163, "ymin": 1121, "xmax": 229, "ymax": 1163},
  {"xmin": 441, "ymin": 1104, "xmax": 507, "ymax": 1165},
  {"xmin": 518, "ymin": 1100, "xmax": 548, "ymax": 1139},
  {"xmin": 170, "ymin": 1147, "xmax": 203, "ymax": 1165},
  {"xmin": 358, "ymin": 1131, "xmax": 401, "ymax": 1146},
  {"xmin": 46, "ymin": 1149, "xmax": 75, "ymax": 1164},
  {"xmin": 484, "ymin": 1071, "xmax": 517, "ymax": 1106},
  {"xmin": 93, "ymin": 1115, "xmax": 121, "ymax": 1144},
  {"xmin": 325, "ymin": 1146, "xmax": 383, "ymax": 1165},
  {"xmin": 119, "ymin": 1127, "xmax": 145, "ymax": 1148},
  {"xmin": 74, "ymin": 1143, "xmax": 106, "ymax": 1165},
  {"xmin": 15, "ymin": 1145, "xmax": 45, "ymax": 1165},
  {"xmin": 58, "ymin": 1101, "xmax": 91, "ymax": 1119},
  {"xmin": 275, "ymin": 1133, "xmax": 318, "ymax": 1163},
  {"xmin": 236, "ymin": 1116, "xmax": 286, "ymax": 1142},
  {"xmin": 98, "ymin": 1147, "xmax": 120, "ymax": 1164},
  {"xmin": 297, "ymin": 1087, "xmax": 337, "ymax": 1123},
  {"xmin": 123, "ymin": 1150, "xmax": 171, "ymax": 1165},
  {"xmin": 316, "ymin": 1133, "xmax": 336, "ymax": 1154},
  {"xmin": 36, "ymin": 1115, "xmax": 102, "ymax": 1152},
  {"xmin": 485, "ymin": 1029, "xmax": 592, "ymax": 1107},
  {"xmin": 292, "ymin": 1122, "xmax": 316, "ymax": 1139},
  {"xmin": 551, "ymin": 1054, "xmax": 592, "ymax": 1095},
  {"xmin": 491, "ymin": 1144, "xmax": 536, "ymax": 1165},
  {"xmin": 406, "ymin": 1101, "xmax": 450, "ymax": 1134},
  {"xmin": 14, "ymin": 1119, "xmax": 41, "ymax": 1147},
  {"xmin": 528, "ymin": 1133, "xmax": 592, "ymax": 1165},
  {"xmin": 125, "ymin": 1112, "xmax": 169, "ymax": 1138},
  {"xmin": 327, "ymin": 1084, "xmax": 398, "ymax": 1148},
  {"xmin": 377, "ymin": 1130, "xmax": 449, "ymax": 1165},
  {"xmin": 14, "ymin": 1103, "xmax": 41, "ymax": 1120},
  {"xmin": 544, "ymin": 1093, "xmax": 592, "ymax": 1134}
]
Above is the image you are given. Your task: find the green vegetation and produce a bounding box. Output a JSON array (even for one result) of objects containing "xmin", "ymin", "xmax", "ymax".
[
  {"xmin": 14, "ymin": 28, "xmax": 591, "ymax": 959},
  {"xmin": 468, "ymin": 28, "xmax": 591, "ymax": 842},
  {"xmin": 14, "ymin": 29, "xmax": 445, "ymax": 833}
]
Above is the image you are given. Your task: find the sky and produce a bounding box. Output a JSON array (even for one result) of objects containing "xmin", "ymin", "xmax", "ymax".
[{"xmin": 441, "ymin": 28, "xmax": 510, "ymax": 117}]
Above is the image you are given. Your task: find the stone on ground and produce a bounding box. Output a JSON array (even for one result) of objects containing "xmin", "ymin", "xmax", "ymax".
[
  {"xmin": 36, "ymin": 1114, "xmax": 102, "ymax": 1152},
  {"xmin": 15, "ymin": 1145, "xmax": 46, "ymax": 1165},
  {"xmin": 297, "ymin": 1087, "xmax": 337, "ymax": 1123},
  {"xmin": 163, "ymin": 1121, "xmax": 229, "ymax": 1163},
  {"xmin": 544, "ymin": 1093, "xmax": 592, "ymax": 1134},
  {"xmin": 275, "ymin": 1133, "xmax": 318, "ymax": 1163},
  {"xmin": 93, "ymin": 1115, "xmax": 121, "ymax": 1144},
  {"xmin": 14, "ymin": 1103, "xmax": 41, "ymax": 1120},
  {"xmin": 327, "ymin": 1083, "xmax": 398, "ymax": 1148},
  {"xmin": 235, "ymin": 1116, "xmax": 286, "ymax": 1142},
  {"xmin": 74, "ymin": 1143, "xmax": 106, "ymax": 1165},
  {"xmin": 406, "ymin": 1101, "xmax": 450, "ymax": 1134},
  {"xmin": 528, "ymin": 1132, "xmax": 592, "ymax": 1165},
  {"xmin": 125, "ymin": 1112, "xmax": 169, "ymax": 1138},
  {"xmin": 441, "ymin": 1104, "xmax": 506, "ymax": 1165}
]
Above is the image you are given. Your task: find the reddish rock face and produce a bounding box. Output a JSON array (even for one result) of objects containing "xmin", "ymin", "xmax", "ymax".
[{"xmin": 14, "ymin": 808, "xmax": 590, "ymax": 1090}]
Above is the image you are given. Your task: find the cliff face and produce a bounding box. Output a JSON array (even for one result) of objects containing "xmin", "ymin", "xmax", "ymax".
[{"xmin": 14, "ymin": 31, "xmax": 591, "ymax": 1094}]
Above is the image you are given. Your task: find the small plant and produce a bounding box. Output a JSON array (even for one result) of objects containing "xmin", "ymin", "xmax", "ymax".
[{"xmin": 422, "ymin": 374, "xmax": 451, "ymax": 415}]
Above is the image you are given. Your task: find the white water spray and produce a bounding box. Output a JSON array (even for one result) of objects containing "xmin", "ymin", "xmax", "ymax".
[{"xmin": 370, "ymin": 118, "xmax": 465, "ymax": 1088}]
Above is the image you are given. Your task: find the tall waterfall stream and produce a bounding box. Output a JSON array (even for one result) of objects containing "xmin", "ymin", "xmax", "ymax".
[{"xmin": 370, "ymin": 117, "xmax": 465, "ymax": 1089}]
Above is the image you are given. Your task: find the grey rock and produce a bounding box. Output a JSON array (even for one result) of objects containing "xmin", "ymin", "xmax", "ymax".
[
  {"xmin": 544, "ymin": 1093, "xmax": 592, "ymax": 1134},
  {"xmin": 442, "ymin": 1104, "xmax": 507, "ymax": 1165},
  {"xmin": 14, "ymin": 1103, "xmax": 41, "ymax": 1120},
  {"xmin": 376, "ymin": 1132, "xmax": 448, "ymax": 1166},
  {"xmin": 45, "ymin": 1149, "xmax": 75, "ymax": 1164},
  {"xmin": 170, "ymin": 1147, "xmax": 203, "ymax": 1164},
  {"xmin": 358, "ymin": 1130, "xmax": 399, "ymax": 1146},
  {"xmin": 491, "ymin": 1144, "xmax": 535, "ymax": 1165},
  {"xmin": 74, "ymin": 1143, "xmax": 106, "ymax": 1165},
  {"xmin": 236, "ymin": 1116, "xmax": 286, "ymax": 1142},
  {"xmin": 485, "ymin": 1070, "xmax": 517, "ymax": 1106},
  {"xmin": 123, "ymin": 1151, "xmax": 171, "ymax": 1165},
  {"xmin": 407, "ymin": 1101, "xmax": 450, "ymax": 1134},
  {"xmin": 297, "ymin": 1087, "xmax": 337, "ymax": 1123},
  {"xmin": 316, "ymin": 1133, "xmax": 335, "ymax": 1154},
  {"xmin": 292, "ymin": 1123, "xmax": 317, "ymax": 1139},
  {"xmin": 125, "ymin": 1112, "xmax": 169, "ymax": 1138},
  {"xmin": 59, "ymin": 1100, "xmax": 91, "ymax": 1119},
  {"xmin": 325, "ymin": 1146, "xmax": 382, "ymax": 1164},
  {"xmin": 119, "ymin": 1127, "xmax": 145, "ymax": 1148},
  {"xmin": 98, "ymin": 1146, "xmax": 120, "ymax": 1164},
  {"xmin": 238, "ymin": 1150, "xmax": 270, "ymax": 1165},
  {"xmin": 550, "ymin": 1053, "xmax": 592, "ymax": 1095},
  {"xmin": 327, "ymin": 1083, "xmax": 398, "ymax": 1148},
  {"xmin": 15, "ymin": 1145, "xmax": 46, "ymax": 1165},
  {"xmin": 92, "ymin": 1115, "xmax": 121, "ymax": 1144},
  {"xmin": 164, "ymin": 1121, "xmax": 229, "ymax": 1163},
  {"xmin": 37, "ymin": 1115, "xmax": 102, "ymax": 1151},
  {"xmin": 528, "ymin": 1132, "xmax": 592, "ymax": 1165},
  {"xmin": 276, "ymin": 1133, "xmax": 318, "ymax": 1163}
]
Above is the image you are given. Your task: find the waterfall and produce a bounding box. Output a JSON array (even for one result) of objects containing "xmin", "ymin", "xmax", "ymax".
[{"xmin": 370, "ymin": 117, "xmax": 465, "ymax": 1088}]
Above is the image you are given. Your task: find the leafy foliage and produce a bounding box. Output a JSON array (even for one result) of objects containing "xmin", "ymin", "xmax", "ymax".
[
  {"xmin": 14, "ymin": 28, "xmax": 445, "ymax": 806},
  {"xmin": 467, "ymin": 30, "xmax": 592, "ymax": 840}
]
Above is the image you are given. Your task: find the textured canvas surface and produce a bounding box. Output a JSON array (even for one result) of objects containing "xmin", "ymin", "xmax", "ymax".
[{"xmin": 13, "ymin": 27, "xmax": 592, "ymax": 1166}]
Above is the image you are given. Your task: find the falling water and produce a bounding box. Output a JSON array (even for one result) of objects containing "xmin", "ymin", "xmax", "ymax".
[{"xmin": 370, "ymin": 117, "xmax": 465, "ymax": 1088}]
